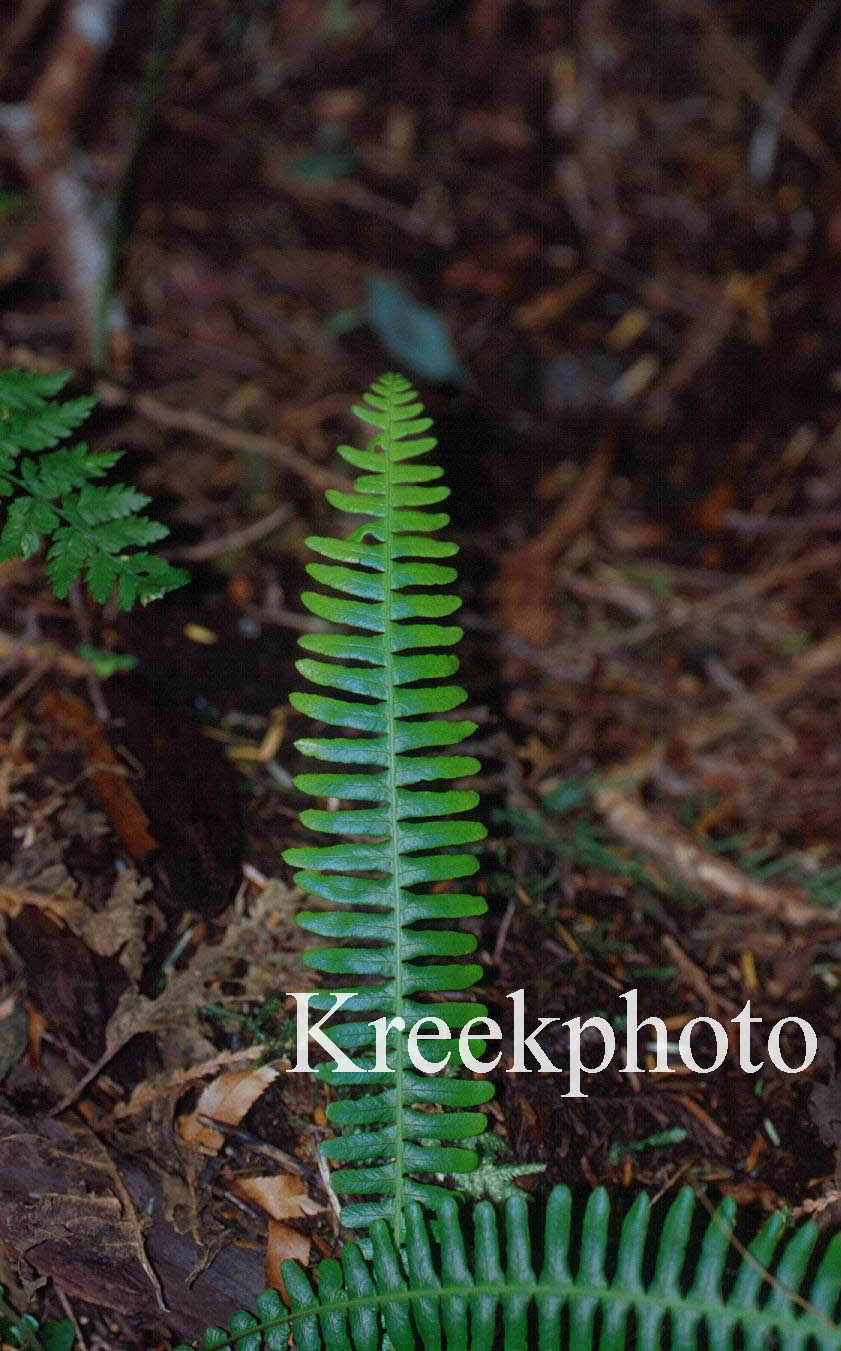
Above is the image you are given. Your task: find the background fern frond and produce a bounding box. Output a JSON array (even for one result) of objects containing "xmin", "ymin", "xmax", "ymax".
[
  {"xmin": 0, "ymin": 366, "xmax": 187, "ymax": 609},
  {"xmin": 283, "ymin": 372, "xmax": 492, "ymax": 1237},
  {"xmin": 176, "ymin": 1187, "xmax": 841, "ymax": 1350}
]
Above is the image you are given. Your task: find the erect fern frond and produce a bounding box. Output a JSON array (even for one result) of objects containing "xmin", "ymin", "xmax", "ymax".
[
  {"xmin": 176, "ymin": 1186, "xmax": 841, "ymax": 1350},
  {"xmin": 283, "ymin": 372, "xmax": 492, "ymax": 1237}
]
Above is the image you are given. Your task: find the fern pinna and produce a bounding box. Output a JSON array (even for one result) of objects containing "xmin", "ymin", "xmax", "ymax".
[
  {"xmin": 0, "ymin": 366, "xmax": 186, "ymax": 608},
  {"xmin": 283, "ymin": 372, "xmax": 492, "ymax": 1236},
  {"xmin": 179, "ymin": 1186, "xmax": 841, "ymax": 1350}
]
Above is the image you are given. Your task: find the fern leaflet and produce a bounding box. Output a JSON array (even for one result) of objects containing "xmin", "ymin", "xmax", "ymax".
[
  {"xmin": 0, "ymin": 366, "xmax": 187, "ymax": 609},
  {"xmin": 283, "ymin": 372, "xmax": 492, "ymax": 1237},
  {"xmin": 175, "ymin": 1186, "xmax": 841, "ymax": 1350}
]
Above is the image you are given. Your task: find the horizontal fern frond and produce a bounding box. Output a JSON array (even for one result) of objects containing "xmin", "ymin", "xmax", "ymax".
[
  {"xmin": 177, "ymin": 1186, "xmax": 841, "ymax": 1350},
  {"xmin": 283, "ymin": 373, "xmax": 491, "ymax": 1237}
]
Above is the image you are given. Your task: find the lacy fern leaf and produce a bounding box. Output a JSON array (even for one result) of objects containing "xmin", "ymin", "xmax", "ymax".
[
  {"xmin": 177, "ymin": 1187, "xmax": 841, "ymax": 1350},
  {"xmin": 0, "ymin": 366, "xmax": 187, "ymax": 609},
  {"xmin": 284, "ymin": 372, "xmax": 492, "ymax": 1236}
]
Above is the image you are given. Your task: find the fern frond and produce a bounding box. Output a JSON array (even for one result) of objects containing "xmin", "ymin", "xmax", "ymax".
[
  {"xmin": 0, "ymin": 367, "xmax": 72, "ymax": 412},
  {"xmin": 0, "ymin": 366, "xmax": 187, "ymax": 609},
  {"xmin": 176, "ymin": 1187, "xmax": 841, "ymax": 1350},
  {"xmin": 283, "ymin": 372, "xmax": 492, "ymax": 1237}
]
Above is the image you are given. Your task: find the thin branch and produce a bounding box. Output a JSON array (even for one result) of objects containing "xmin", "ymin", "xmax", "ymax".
[
  {"xmin": 95, "ymin": 381, "xmax": 351, "ymax": 492},
  {"xmin": 593, "ymin": 785, "xmax": 823, "ymax": 927},
  {"xmin": 168, "ymin": 504, "xmax": 293, "ymax": 562},
  {"xmin": 666, "ymin": 0, "xmax": 839, "ymax": 174},
  {"xmin": 749, "ymin": 0, "xmax": 841, "ymax": 183},
  {"xmin": 591, "ymin": 633, "xmax": 841, "ymax": 926}
]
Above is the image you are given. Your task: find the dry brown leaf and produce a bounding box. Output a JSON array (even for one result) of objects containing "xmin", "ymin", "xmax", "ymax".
[
  {"xmin": 115, "ymin": 1047, "xmax": 263, "ymax": 1120},
  {"xmin": 198, "ymin": 1065, "xmax": 278, "ymax": 1125},
  {"xmin": 231, "ymin": 1173, "xmax": 324, "ymax": 1222},
  {"xmin": 0, "ymin": 868, "xmax": 161, "ymax": 979},
  {"xmin": 49, "ymin": 882, "xmax": 305, "ymax": 1115},
  {"xmin": 265, "ymin": 1220, "xmax": 310, "ymax": 1295},
  {"xmin": 177, "ymin": 1112, "xmax": 225, "ymax": 1155},
  {"xmin": 177, "ymin": 1065, "xmax": 278, "ymax": 1154}
]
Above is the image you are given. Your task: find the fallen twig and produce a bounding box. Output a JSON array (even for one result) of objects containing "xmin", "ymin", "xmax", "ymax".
[
  {"xmin": 593, "ymin": 785, "xmax": 822, "ymax": 927},
  {"xmin": 491, "ymin": 437, "xmax": 614, "ymax": 647},
  {"xmin": 719, "ymin": 508, "xmax": 841, "ymax": 535},
  {"xmin": 0, "ymin": 654, "xmax": 53, "ymax": 720},
  {"xmin": 591, "ymin": 633, "xmax": 841, "ymax": 926},
  {"xmin": 703, "ymin": 655, "xmax": 797, "ymax": 752},
  {"xmin": 666, "ymin": 0, "xmax": 839, "ymax": 174},
  {"xmin": 95, "ymin": 381, "xmax": 351, "ymax": 493},
  {"xmin": 0, "ymin": 628, "xmax": 95, "ymax": 680},
  {"xmin": 588, "ymin": 542, "xmax": 841, "ymax": 655},
  {"xmin": 749, "ymin": 0, "xmax": 841, "ymax": 183},
  {"xmin": 168, "ymin": 503, "xmax": 293, "ymax": 562},
  {"xmin": 661, "ymin": 935, "xmax": 723, "ymax": 1015}
]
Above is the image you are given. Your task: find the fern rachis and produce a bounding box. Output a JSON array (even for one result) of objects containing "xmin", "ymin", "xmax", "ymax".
[{"xmin": 283, "ymin": 373, "xmax": 492, "ymax": 1238}]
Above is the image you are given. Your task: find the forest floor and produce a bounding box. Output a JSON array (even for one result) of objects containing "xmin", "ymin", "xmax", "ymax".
[{"xmin": 3, "ymin": 0, "xmax": 841, "ymax": 1344}]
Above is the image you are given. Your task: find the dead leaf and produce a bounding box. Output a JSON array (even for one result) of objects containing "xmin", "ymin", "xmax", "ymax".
[
  {"xmin": 0, "ymin": 868, "xmax": 161, "ymax": 980},
  {"xmin": 49, "ymin": 881, "xmax": 305, "ymax": 1115},
  {"xmin": 231, "ymin": 1173, "xmax": 324, "ymax": 1222},
  {"xmin": 265, "ymin": 1220, "xmax": 310, "ymax": 1295},
  {"xmin": 178, "ymin": 1065, "xmax": 278, "ymax": 1153},
  {"xmin": 177, "ymin": 1110, "xmax": 225, "ymax": 1155},
  {"xmin": 200, "ymin": 1065, "xmax": 279, "ymax": 1126},
  {"xmin": 115, "ymin": 1046, "xmax": 263, "ymax": 1120}
]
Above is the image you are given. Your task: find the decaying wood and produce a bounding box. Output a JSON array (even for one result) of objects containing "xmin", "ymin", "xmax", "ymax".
[
  {"xmin": 38, "ymin": 690, "xmax": 158, "ymax": 863},
  {"xmin": 0, "ymin": 1108, "xmax": 266, "ymax": 1337}
]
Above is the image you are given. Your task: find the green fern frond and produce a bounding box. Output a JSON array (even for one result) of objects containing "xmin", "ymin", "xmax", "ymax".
[
  {"xmin": 283, "ymin": 372, "xmax": 492, "ymax": 1237},
  {"xmin": 0, "ymin": 366, "xmax": 187, "ymax": 608},
  {"xmin": 175, "ymin": 1186, "xmax": 841, "ymax": 1350}
]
